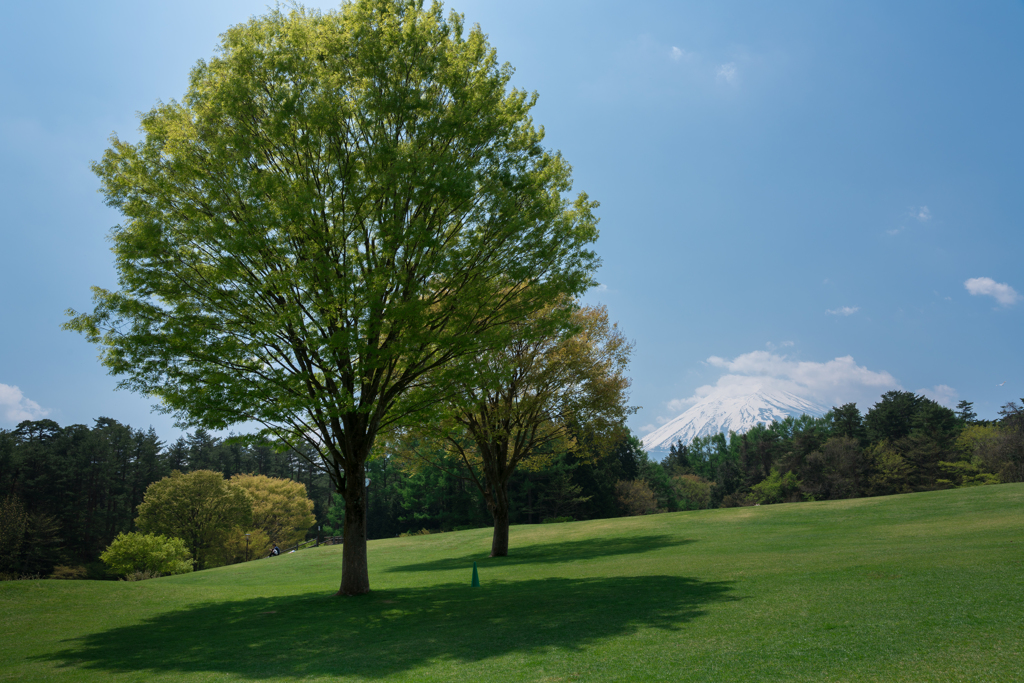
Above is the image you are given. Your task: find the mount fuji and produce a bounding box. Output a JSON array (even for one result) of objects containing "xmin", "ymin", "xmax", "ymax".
[{"xmin": 641, "ymin": 389, "xmax": 828, "ymax": 458}]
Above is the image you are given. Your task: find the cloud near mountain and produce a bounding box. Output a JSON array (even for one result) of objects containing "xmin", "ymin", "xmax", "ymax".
[
  {"xmin": 641, "ymin": 352, "xmax": 906, "ymax": 453},
  {"xmin": 663, "ymin": 351, "xmax": 901, "ymax": 419}
]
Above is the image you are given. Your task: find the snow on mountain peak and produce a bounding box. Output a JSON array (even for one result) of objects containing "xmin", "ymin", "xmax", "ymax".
[{"xmin": 641, "ymin": 388, "xmax": 827, "ymax": 456}]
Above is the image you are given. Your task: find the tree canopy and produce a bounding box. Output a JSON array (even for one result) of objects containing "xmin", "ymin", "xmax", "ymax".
[
  {"xmin": 409, "ymin": 303, "xmax": 634, "ymax": 556},
  {"xmin": 230, "ymin": 474, "xmax": 316, "ymax": 549},
  {"xmin": 65, "ymin": 0, "xmax": 599, "ymax": 594},
  {"xmin": 136, "ymin": 470, "xmax": 252, "ymax": 570}
]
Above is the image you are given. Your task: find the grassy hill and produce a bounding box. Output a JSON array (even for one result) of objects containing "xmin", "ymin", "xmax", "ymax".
[{"xmin": 3, "ymin": 484, "xmax": 1022, "ymax": 682}]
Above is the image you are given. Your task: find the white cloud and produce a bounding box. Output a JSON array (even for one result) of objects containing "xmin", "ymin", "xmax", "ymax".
[
  {"xmin": 826, "ymin": 306, "xmax": 859, "ymax": 316},
  {"xmin": 661, "ymin": 351, "xmax": 901, "ymax": 421},
  {"xmin": 0, "ymin": 383, "xmax": 49, "ymax": 425},
  {"xmin": 716, "ymin": 63, "xmax": 737, "ymax": 83},
  {"xmin": 965, "ymin": 277, "xmax": 1020, "ymax": 306},
  {"xmin": 916, "ymin": 206, "xmax": 931, "ymax": 222},
  {"xmin": 670, "ymin": 46, "xmax": 688, "ymax": 61},
  {"xmin": 781, "ymin": 341, "xmax": 795, "ymax": 347},
  {"xmin": 919, "ymin": 384, "xmax": 957, "ymax": 407},
  {"xmin": 666, "ymin": 396, "xmax": 700, "ymax": 413}
]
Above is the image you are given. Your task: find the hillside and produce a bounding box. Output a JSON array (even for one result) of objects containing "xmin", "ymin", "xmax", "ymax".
[{"xmin": 3, "ymin": 484, "xmax": 1023, "ymax": 682}]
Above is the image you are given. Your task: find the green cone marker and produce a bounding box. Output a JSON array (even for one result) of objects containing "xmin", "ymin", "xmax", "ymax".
[{"xmin": 471, "ymin": 561, "xmax": 480, "ymax": 587}]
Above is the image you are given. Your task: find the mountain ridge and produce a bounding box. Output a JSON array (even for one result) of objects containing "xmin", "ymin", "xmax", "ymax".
[{"xmin": 642, "ymin": 389, "xmax": 828, "ymax": 456}]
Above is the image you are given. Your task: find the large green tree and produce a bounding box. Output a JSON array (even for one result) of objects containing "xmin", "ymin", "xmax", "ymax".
[{"xmin": 65, "ymin": 0, "xmax": 598, "ymax": 594}]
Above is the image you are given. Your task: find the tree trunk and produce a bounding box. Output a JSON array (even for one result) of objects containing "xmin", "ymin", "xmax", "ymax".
[
  {"xmin": 337, "ymin": 457, "xmax": 370, "ymax": 596},
  {"xmin": 489, "ymin": 483, "xmax": 510, "ymax": 557}
]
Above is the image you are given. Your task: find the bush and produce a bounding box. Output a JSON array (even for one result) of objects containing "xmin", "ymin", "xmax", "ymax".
[
  {"xmin": 936, "ymin": 461, "xmax": 1000, "ymax": 488},
  {"xmin": 863, "ymin": 440, "xmax": 914, "ymax": 496},
  {"xmin": 0, "ymin": 572, "xmax": 43, "ymax": 582},
  {"xmin": 541, "ymin": 516, "xmax": 574, "ymax": 524},
  {"xmin": 615, "ymin": 479, "xmax": 660, "ymax": 516},
  {"xmin": 49, "ymin": 565, "xmax": 88, "ymax": 580},
  {"xmin": 100, "ymin": 532, "xmax": 193, "ymax": 578},
  {"xmin": 671, "ymin": 474, "xmax": 714, "ymax": 510},
  {"xmin": 720, "ymin": 492, "xmax": 755, "ymax": 508},
  {"xmin": 750, "ymin": 468, "xmax": 803, "ymax": 505}
]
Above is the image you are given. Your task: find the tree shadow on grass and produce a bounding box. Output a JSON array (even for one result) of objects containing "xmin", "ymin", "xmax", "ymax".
[
  {"xmin": 40, "ymin": 575, "xmax": 737, "ymax": 680},
  {"xmin": 388, "ymin": 534, "xmax": 695, "ymax": 573}
]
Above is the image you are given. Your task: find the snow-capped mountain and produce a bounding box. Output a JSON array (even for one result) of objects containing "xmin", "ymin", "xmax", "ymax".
[{"xmin": 641, "ymin": 389, "xmax": 827, "ymax": 457}]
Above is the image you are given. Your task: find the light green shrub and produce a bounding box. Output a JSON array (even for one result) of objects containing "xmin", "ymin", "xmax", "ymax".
[
  {"xmin": 100, "ymin": 532, "xmax": 193, "ymax": 577},
  {"xmin": 750, "ymin": 468, "xmax": 802, "ymax": 505}
]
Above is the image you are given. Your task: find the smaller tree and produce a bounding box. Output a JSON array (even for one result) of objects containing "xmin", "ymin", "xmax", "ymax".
[
  {"xmin": 865, "ymin": 391, "xmax": 923, "ymax": 443},
  {"xmin": 422, "ymin": 303, "xmax": 635, "ymax": 556},
  {"xmin": 935, "ymin": 461, "xmax": 999, "ymax": 488},
  {"xmin": 0, "ymin": 495, "xmax": 28, "ymax": 576},
  {"xmin": 100, "ymin": 532, "xmax": 193, "ymax": 577},
  {"xmin": 831, "ymin": 403, "xmax": 867, "ymax": 444},
  {"xmin": 996, "ymin": 401, "xmax": 1024, "ymax": 482},
  {"xmin": 615, "ymin": 479, "xmax": 659, "ymax": 516},
  {"xmin": 800, "ymin": 436, "xmax": 865, "ymax": 500},
  {"xmin": 749, "ymin": 467, "xmax": 802, "ymax": 505},
  {"xmin": 864, "ymin": 441, "xmax": 913, "ymax": 496},
  {"xmin": 323, "ymin": 493, "xmax": 345, "ymax": 537},
  {"xmin": 672, "ymin": 474, "xmax": 714, "ymax": 510},
  {"xmin": 955, "ymin": 400, "xmax": 978, "ymax": 425},
  {"xmin": 0, "ymin": 495, "xmax": 27, "ymax": 571},
  {"xmin": 537, "ymin": 459, "xmax": 592, "ymax": 520},
  {"xmin": 136, "ymin": 470, "xmax": 251, "ymax": 570},
  {"xmin": 229, "ymin": 474, "xmax": 316, "ymax": 549},
  {"xmin": 663, "ymin": 441, "xmax": 693, "ymax": 476},
  {"xmin": 960, "ymin": 420, "xmax": 1024, "ymax": 484}
]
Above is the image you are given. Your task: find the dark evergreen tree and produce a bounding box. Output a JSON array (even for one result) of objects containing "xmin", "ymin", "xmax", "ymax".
[
  {"xmin": 832, "ymin": 403, "xmax": 867, "ymax": 444},
  {"xmin": 955, "ymin": 400, "xmax": 978, "ymax": 425},
  {"xmin": 865, "ymin": 391, "xmax": 922, "ymax": 443},
  {"xmin": 663, "ymin": 441, "xmax": 693, "ymax": 475}
]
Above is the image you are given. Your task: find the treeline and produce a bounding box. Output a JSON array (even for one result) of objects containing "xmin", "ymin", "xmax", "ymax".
[
  {"xmin": 332, "ymin": 435, "xmax": 652, "ymax": 540},
  {"xmin": 656, "ymin": 392, "xmax": 1024, "ymax": 509},
  {"xmin": 4, "ymin": 391, "xmax": 1021, "ymax": 577},
  {"xmin": 0, "ymin": 415, "xmax": 655, "ymax": 575},
  {"xmin": 0, "ymin": 419, "xmax": 331, "ymax": 577},
  {"xmin": 348, "ymin": 393, "xmax": 1024, "ymax": 532}
]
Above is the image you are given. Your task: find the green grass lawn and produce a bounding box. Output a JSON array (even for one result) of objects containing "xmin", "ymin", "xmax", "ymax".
[{"xmin": 2, "ymin": 484, "xmax": 1022, "ymax": 682}]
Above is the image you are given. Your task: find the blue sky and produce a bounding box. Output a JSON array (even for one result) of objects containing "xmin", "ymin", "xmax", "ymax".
[{"xmin": 2, "ymin": 0, "xmax": 1022, "ymax": 440}]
